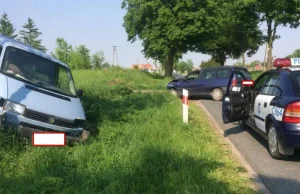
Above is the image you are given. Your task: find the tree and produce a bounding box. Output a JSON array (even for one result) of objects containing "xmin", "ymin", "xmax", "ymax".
[
  {"xmin": 69, "ymin": 45, "xmax": 91, "ymax": 69},
  {"xmin": 0, "ymin": 12, "xmax": 17, "ymax": 38},
  {"xmin": 91, "ymin": 51, "xmax": 105, "ymax": 69},
  {"xmin": 233, "ymin": 61, "xmax": 243, "ymax": 67},
  {"xmin": 250, "ymin": 60, "xmax": 261, "ymax": 67},
  {"xmin": 122, "ymin": 0, "xmax": 209, "ymax": 77},
  {"xmin": 53, "ymin": 37, "xmax": 73, "ymax": 65},
  {"xmin": 19, "ymin": 17, "xmax": 47, "ymax": 52},
  {"xmin": 250, "ymin": 0, "xmax": 300, "ymax": 70},
  {"xmin": 191, "ymin": 0, "xmax": 263, "ymax": 66},
  {"xmin": 102, "ymin": 62, "xmax": 110, "ymax": 68},
  {"xmin": 174, "ymin": 59, "xmax": 194, "ymax": 73},
  {"xmin": 200, "ymin": 58, "xmax": 220, "ymax": 68},
  {"xmin": 286, "ymin": 49, "xmax": 300, "ymax": 58}
]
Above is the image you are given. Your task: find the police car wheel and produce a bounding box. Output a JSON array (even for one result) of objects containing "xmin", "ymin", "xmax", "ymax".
[
  {"xmin": 268, "ymin": 124, "xmax": 286, "ymax": 160},
  {"xmin": 211, "ymin": 88, "xmax": 223, "ymax": 101}
]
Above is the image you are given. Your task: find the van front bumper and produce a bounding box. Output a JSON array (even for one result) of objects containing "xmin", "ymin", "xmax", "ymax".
[{"xmin": 1, "ymin": 111, "xmax": 89, "ymax": 141}]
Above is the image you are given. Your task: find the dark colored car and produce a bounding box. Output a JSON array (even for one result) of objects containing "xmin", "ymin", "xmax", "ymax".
[
  {"xmin": 167, "ymin": 66, "xmax": 252, "ymax": 101},
  {"xmin": 223, "ymin": 57, "xmax": 300, "ymax": 159}
]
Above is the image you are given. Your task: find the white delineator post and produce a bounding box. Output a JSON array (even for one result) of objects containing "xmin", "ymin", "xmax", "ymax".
[{"xmin": 182, "ymin": 89, "xmax": 188, "ymax": 123}]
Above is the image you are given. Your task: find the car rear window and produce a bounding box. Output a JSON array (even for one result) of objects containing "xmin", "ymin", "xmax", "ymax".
[
  {"xmin": 236, "ymin": 68, "xmax": 252, "ymax": 79},
  {"xmin": 289, "ymin": 71, "xmax": 300, "ymax": 95}
]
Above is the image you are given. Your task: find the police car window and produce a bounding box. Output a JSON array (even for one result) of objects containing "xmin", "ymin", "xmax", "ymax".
[
  {"xmin": 261, "ymin": 73, "xmax": 280, "ymax": 96},
  {"xmin": 254, "ymin": 73, "xmax": 270, "ymax": 91},
  {"xmin": 289, "ymin": 71, "xmax": 300, "ymax": 96},
  {"xmin": 217, "ymin": 69, "xmax": 230, "ymax": 78},
  {"xmin": 199, "ymin": 69, "xmax": 217, "ymax": 79}
]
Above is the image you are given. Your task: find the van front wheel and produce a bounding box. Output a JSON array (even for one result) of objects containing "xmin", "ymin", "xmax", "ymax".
[{"xmin": 211, "ymin": 88, "xmax": 223, "ymax": 101}]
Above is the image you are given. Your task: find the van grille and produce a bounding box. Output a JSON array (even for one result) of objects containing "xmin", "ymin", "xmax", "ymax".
[{"xmin": 23, "ymin": 109, "xmax": 77, "ymax": 128}]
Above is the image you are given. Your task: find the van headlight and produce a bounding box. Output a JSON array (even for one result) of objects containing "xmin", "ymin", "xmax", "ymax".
[{"xmin": 4, "ymin": 100, "xmax": 25, "ymax": 115}]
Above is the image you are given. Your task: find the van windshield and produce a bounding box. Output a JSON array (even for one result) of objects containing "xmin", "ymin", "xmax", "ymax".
[{"xmin": 1, "ymin": 46, "xmax": 77, "ymax": 97}]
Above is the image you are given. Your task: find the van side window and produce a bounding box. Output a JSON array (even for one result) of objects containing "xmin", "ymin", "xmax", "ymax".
[
  {"xmin": 217, "ymin": 69, "xmax": 230, "ymax": 78},
  {"xmin": 0, "ymin": 46, "xmax": 2, "ymax": 56},
  {"xmin": 199, "ymin": 69, "xmax": 217, "ymax": 79}
]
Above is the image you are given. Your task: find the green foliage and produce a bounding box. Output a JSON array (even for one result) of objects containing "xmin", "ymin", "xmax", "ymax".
[
  {"xmin": 249, "ymin": 60, "xmax": 261, "ymax": 67},
  {"xmin": 286, "ymin": 49, "xmax": 300, "ymax": 58},
  {"xmin": 174, "ymin": 59, "xmax": 194, "ymax": 73},
  {"xmin": 192, "ymin": 0, "xmax": 263, "ymax": 66},
  {"xmin": 249, "ymin": 0, "xmax": 300, "ymax": 69},
  {"xmin": 91, "ymin": 51, "xmax": 105, "ymax": 69},
  {"xmin": 73, "ymin": 68, "xmax": 170, "ymax": 91},
  {"xmin": 250, "ymin": 71, "xmax": 263, "ymax": 80},
  {"xmin": 0, "ymin": 12, "xmax": 17, "ymax": 38},
  {"xmin": 0, "ymin": 68, "xmax": 256, "ymax": 193},
  {"xmin": 53, "ymin": 37, "xmax": 73, "ymax": 65},
  {"xmin": 19, "ymin": 18, "xmax": 47, "ymax": 52},
  {"xmin": 122, "ymin": 0, "xmax": 207, "ymax": 76},
  {"xmin": 233, "ymin": 61, "xmax": 243, "ymax": 67},
  {"xmin": 70, "ymin": 45, "xmax": 91, "ymax": 70},
  {"xmin": 102, "ymin": 62, "xmax": 110, "ymax": 68},
  {"xmin": 200, "ymin": 58, "xmax": 220, "ymax": 68}
]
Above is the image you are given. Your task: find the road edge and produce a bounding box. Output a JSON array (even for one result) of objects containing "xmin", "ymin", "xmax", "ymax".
[{"xmin": 195, "ymin": 101, "xmax": 271, "ymax": 194}]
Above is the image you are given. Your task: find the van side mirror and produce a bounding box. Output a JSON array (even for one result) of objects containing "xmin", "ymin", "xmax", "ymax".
[{"xmin": 77, "ymin": 89, "xmax": 84, "ymax": 98}]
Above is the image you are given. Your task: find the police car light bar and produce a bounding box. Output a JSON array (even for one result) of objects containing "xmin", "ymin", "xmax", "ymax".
[
  {"xmin": 273, "ymin": 58, "xmax": 291, "ymax": 67},
  {"xmin": 242, "ymin": 80, "xmax": 254, "ymax": 86},
  {"xmin": 273, "ymin": 58, "xmax": 300, "ymax": 68}
]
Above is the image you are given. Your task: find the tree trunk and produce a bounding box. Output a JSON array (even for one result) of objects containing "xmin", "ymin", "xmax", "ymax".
[
  {"xmin": 242, "ymin": 53, "xmax": 245, "ymax": 67},
  {"xmin": 266, "ymin": 19, "xmax": 277, "ymax": 70},
  {"xmin": 266, "ymin": 41, "xmax": 273, "ymax": 70},
  {"xmin": 164, "ymin": 50, "xmax": 175, "ymax": 77},
  {"xmin": 219, "ymin": 52, "xmax": 226, "ymax": 66}
]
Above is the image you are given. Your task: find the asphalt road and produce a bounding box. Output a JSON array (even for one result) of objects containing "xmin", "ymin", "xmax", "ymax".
[{"xmin": 198, "ymin": 99, "xmax": 300, "ymax": 194}]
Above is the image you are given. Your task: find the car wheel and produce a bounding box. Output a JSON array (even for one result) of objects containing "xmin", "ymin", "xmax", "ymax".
[
  {"xmin": 211, "ymin": 88, "xmax": 223, "ymax": 101},
  {"xmin": 268, "ymin": 123, "xmax": 287, "ymax": 160}
]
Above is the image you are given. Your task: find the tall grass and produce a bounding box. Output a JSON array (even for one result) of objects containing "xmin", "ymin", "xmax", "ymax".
[
  {"xmin": 73, "ymin": 67, "xmax": 171, "ymax": 91},
  {"xmin": 0, "ymin": 69, "xmax": 257, "ymax": 194},
  {"xmin": 250, "ymin": 71, "xmax": 264, "ymax": 80}
]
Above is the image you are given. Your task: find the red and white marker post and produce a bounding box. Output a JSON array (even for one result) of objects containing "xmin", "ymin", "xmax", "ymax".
[{"xmin": 182, "ymin": 89, "xmax": 188, "ymax": 123}]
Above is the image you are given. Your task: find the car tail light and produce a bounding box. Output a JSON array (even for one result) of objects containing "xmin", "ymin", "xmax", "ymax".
[
  {"xmin": 283, "ymin": 102, "xmax": 300, "ymax": 123},
  {"xmin": 231, "ymin": 75, "xmax": 237, "ymax": 86}
]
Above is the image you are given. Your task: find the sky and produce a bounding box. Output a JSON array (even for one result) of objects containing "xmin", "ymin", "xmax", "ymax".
[{"xmin": 1, "ymin": 0, "xmax": 300, "ymax": 68}]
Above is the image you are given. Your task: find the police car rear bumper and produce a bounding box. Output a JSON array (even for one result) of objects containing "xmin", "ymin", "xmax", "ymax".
[
  {"xmin": 278, "ymin": 131, "xmax": 300, "ymax": 148},
  {"xmin": 275, "ymin": 122, "xmax": 300, "ymax": 148}
]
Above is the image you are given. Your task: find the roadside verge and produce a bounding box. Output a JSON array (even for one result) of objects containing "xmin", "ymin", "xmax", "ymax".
[{"xmin": 195, "ymin": 100, "xmax": 271, "ymax": 194}]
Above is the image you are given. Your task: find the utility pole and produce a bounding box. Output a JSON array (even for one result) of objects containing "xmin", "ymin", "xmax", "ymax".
[
  {"xmin": 112, "ymin": 46, "xmax": 119, "ymax": 66},
  {"xmin": 263, "ymin": 43, "xmax": 268, "ymax": 71}
]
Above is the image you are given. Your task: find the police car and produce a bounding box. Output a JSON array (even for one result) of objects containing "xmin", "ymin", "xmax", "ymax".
[{"xmin": 222, "ymin": 58, "xmax": 300, "ymax": 159}]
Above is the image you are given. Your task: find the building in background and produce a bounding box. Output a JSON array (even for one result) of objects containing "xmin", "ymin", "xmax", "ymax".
[{"xmin": 131, "ymin": 63, "xmax": 156, "ymax": 73}]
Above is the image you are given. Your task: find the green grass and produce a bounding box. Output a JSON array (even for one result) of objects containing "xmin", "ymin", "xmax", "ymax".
[
  {"xmin": 72, "ymin": 67, "xmax": 171, "ymax": 91},
  {"xmin": 250, "ymin": 71, "xmax": 263, "ymax": 80},
  {"xmin": 0, "ymin": 68, "xmax": 257, "ymax": 194}
]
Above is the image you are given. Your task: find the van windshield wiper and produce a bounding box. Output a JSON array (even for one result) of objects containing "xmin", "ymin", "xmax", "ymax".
[{"xmin": 34, "ymin": 81, "xmax": 69, "ymax": 96}]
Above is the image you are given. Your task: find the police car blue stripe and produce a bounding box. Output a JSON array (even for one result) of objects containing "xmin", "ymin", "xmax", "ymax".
[{"xmin": 254, "ymin": 114, "xmax": 265, "ymax": 122}]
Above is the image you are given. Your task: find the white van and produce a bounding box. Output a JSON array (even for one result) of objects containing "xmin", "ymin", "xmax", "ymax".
[{"xmin": 0, "ymin": 35, "xmax": 89, "ymax": 141}]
